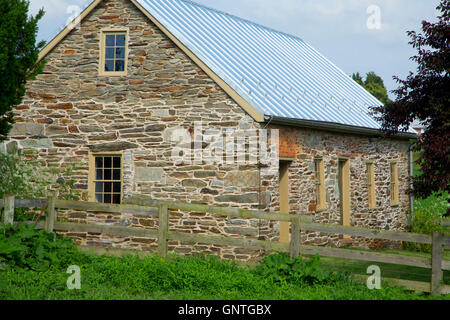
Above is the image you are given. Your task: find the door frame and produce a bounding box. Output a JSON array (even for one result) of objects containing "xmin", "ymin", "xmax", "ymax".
[
  {"xmin": 338, "ymin": 158, "xmax": 351, "ymax": 237},
  {"xmin": 279, "ymin": 160, "xmax": 291, "ymax": 243}
]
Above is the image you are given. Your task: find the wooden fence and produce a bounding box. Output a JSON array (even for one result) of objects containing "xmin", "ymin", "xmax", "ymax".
[{"xmin": 1, "ymin": 194, "xmax": 449, "ymax": 296}]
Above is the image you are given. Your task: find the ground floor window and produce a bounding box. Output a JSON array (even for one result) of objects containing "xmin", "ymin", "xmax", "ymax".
[{"xmin": 90, "ymin": 154, "xmax": 122, "ymax": 204}]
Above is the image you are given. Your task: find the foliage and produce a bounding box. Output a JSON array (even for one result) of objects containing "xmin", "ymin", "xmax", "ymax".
[
  {"xmin": 0, "ymin": 148, "xmax": 83, "ymax": 200},
  {"xmin": 0, "ymin": 148, "xmax": 83, "ymax": 222},
  {"xmin": 0, "ymin": 223, "xmax": 87, "ymax": 272},
  {"xmin": 0, "ymin": 0, "xmax": 46, "ymax": 141},
  {"xmin": 352, "ymin": 71, "xmax": 392, "ymax": 105},
  {"xmin": 0, "ymin": 228, "xmax": 447, "ymax": 300},
  {"xmin": 404, "ymin": 191, "xmax": 450, "ymax": 252},
  {"xmin": 370, "ymin": 1, "xmax": 450, "ymax": 199},
  {"xmin": 254, "ymin": 252, "xmax": 350, "ymax": 286},
  {"xmin": 0, "ymin": 249, "xmax": 446, "ymax": 300}
]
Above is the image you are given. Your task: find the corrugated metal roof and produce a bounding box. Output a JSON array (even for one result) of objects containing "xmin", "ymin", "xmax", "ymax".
[{"xmin": 137, "ymin": 0, "xmax": 385, "ymax": 129}]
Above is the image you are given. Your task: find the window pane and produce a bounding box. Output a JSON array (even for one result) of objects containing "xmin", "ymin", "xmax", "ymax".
[
  {"xmin": 95, "ymin": 182, "xmax": 103, "ymax": 193},
  {"xmin": 106, "ymin": 35, "xmax": 115, "ymax": 46},
  {"xmin": 113, "ymin": 169, "xmax": 121, "ymax": 181},
  {"xmin": 95, "ymin": 193, "xmax": 103, "ymax": 203},
  {"xmin": 105, "ymin": 47, "xmax": 115, "ymax": 59},
  {"xmin": 115, "ymin": 59, "xmax": 125, "ymax": 72},
  {"xmin": 115, "ymin": 47, "xmax": 125, "ymax": 59},
  {"xmin": 95, "ymin": 157, "xmax": 103, "ymax": 169},
  {"xmin": 113, "ymin": 182, "xmax": 121, "ymax": 193},
  {"xmin": 113, "ymin": 157, "xmax": 121, "ymax": 168},
  {"xmin": 104, "ymin": 169, "xmax": 112, "ymax": 180},
  {"xmin": 96, "ymin": 169, "xmax": 103, "ymax": 180},
  {"xmin": 105, "ymin": 60, "xmax": 114, "ymax": 72},
  {"xmin": 104, "ymin": 157, "xmax": 112, "ymax": 168},
  {"xmin": 104, "ymin": 182, "xmax": 112, "ymax": 193},
  {"xmin": 116, "ymin": 35, "xmax": 125, "ymax": 46},
  {"xmin": 113, "ymin": 194, "xmax": 121, "ymax": 204},
  {"xmin": 104, "ymin": 194, "xmax": 112, "ymax": 204}
]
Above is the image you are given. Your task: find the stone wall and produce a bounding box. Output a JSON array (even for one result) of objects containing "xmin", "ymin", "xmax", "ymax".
[
  {"xmin": 268, "ymin": 125, "xmax": 411, "ymax": 250},
  {"xmin": 3, "ymin": 0, "xmax": 412, "ymax": 260}
]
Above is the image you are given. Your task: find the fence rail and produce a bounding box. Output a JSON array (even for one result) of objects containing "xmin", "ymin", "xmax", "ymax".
[{"xmin": 1, "ymin": 194, "xmax": 449, "ymax": 296}]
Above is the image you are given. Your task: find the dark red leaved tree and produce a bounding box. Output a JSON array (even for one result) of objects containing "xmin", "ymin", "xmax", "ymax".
[{"xmin": 371, "ymin": 1, "xmax": 449, "ymax": 200}]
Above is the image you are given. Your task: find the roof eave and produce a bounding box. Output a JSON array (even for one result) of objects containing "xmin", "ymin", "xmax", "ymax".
[{"xmin": 268, "ymin": 116, "xmax": 418, "ymax": 140}]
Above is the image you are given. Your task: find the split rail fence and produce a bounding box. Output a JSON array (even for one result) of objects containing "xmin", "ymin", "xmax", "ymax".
[{"xmin": 1, "ymin": 194, "xmax": 449, "ymax": 296}]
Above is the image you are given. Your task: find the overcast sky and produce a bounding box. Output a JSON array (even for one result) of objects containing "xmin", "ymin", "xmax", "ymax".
[{"xmin": 29, "ymin": 0, "xmax": 441, "ymax": 99}]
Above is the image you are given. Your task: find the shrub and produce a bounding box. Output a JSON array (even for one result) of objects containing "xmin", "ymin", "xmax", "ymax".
[
  {"xmin": 0, "ymin": 223, "xmax": 87, "ymax": 271},
  {"xmin": 253, "ymin": 252, "xmax": 351, "ymax": 286},
  {"xmin": 0, "ymin": 148, "xmax": 83, "ymax": 223},
  {"xmin": 404, "ymin": 191, "xmax": 449, "ymax": 252}
]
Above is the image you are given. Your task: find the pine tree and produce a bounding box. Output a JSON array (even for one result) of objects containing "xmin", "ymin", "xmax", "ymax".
[{"xmin": 0, "ymin": 0, "xmax": 46, "ymax": 141}]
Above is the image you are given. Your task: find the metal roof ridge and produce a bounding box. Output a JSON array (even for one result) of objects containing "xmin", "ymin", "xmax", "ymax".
[{"xmin": 175, "ymin": 0, "xmax": 307, "ymax": 43}]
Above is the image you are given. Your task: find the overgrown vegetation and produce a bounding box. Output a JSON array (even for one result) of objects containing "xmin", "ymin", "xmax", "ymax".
[
  {"xmin": 405, "ymin": 191, "xmax": 449, "ymax": 252},
  {"xmin": 0, "ymin": 149, "xmax": 83, "ymax": 222},
  {"xmin": 0, "ymin": 224, "xmax": 448, "ymax": 300},
  {"xmin": 0, "ymin": 149, "xmax": 82, "ymax": 200},
  {"xmin": 403, "ymin": 151, "xmax": 449, "ymax": 252}
]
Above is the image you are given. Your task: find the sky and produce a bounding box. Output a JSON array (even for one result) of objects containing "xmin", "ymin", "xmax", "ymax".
[{"xmin": 29, "ymin": 0, "xmax": 442, "ymax": 99}]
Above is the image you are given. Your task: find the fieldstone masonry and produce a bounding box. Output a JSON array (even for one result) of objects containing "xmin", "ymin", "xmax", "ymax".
[{"xmin": 3, "ymin": 0, "xmax": 412, "ymax": 260}]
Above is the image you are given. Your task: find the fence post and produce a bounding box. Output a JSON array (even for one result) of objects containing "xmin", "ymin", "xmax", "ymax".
[
  {"xmin": 158, "ymin": 204, "xmax": 169, "ymax": 260},
  {"xmin": 2, "ymin": 195, "xmax": 15, "ymax": 225},
  {"xmin": 431, "ymin": 231, "xmax": 443, "ymax": 296},
  {"xmin": 44, "ymin": 194, "xmax": 57, "ymax": 233},
  {"xmin": 289, "ymin": 215, "xmax": 301, "ymax": 259}
]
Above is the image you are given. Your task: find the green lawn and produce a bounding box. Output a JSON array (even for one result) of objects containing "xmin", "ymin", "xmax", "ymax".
[
  {"xmin": 1, "ymin": 249, "xmax": 449, "ymax": 300},
  {"xmin": 318, "ymin": 250, "xmax": 450, "ymax": 284}
]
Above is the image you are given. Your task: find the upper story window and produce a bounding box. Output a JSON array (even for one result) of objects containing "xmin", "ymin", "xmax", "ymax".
[{"xmin": 99, "ymin": 29, "xmax": 128, "ymax": 76}]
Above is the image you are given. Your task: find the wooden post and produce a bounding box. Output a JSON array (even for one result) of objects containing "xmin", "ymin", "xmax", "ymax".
[
  {"xmin": 158, "ymin": 204, "xmax": 169, "ymax": 260},
  {"xmin": 44, "ymin": 194, "xmax": 57, "ymax": 233},
  {"xmin": 2, "ymin": 195, "xmax": 15, "ymax": 225},
  {"xmin": 431, "ymin": 232, "xmax": 443, "ymax": 296},
  {"xmin": 289, "ymin": 215, "xmax": 301, "ymax": 259}
]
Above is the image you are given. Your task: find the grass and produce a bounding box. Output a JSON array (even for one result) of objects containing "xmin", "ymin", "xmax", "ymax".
[
  {"xmin": 319, "ymin": 252, "xmax": 450, "ymax": 284},
  {"xmin": 1, "ymin": 249, "xmax": 449, "ymax": 300}
]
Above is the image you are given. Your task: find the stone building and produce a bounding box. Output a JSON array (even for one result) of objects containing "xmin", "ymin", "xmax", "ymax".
[{"xmin": 3, "ymin": 0, "xmax": 416, "ymax": 260}]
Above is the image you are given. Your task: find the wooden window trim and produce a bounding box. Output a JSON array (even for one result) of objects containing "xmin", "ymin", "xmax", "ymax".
[
  {"xmin": 314, "ymin": 158, "xmax": 326, "ymax": 211},
  {"xmin": 88, "ymin": 152, "xmax": 124, "ymax": 203},
  {"xmin": 98, "ymin": 28, "xmax": 129, "ymax": 76},
  {"xmin": 390, "ymin": 162, "xmax": 399, "ymax": 206},
  {"xmin": 366, "ymin": 162, "xmax": 376, "ymax": 209},
  {"xmin": 338, "ymin": 159, "xmax": 351, "ymax": 238}
]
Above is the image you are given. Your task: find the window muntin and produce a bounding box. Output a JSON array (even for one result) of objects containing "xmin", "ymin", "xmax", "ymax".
[
  {"xmin": 104, "ymin": 34, "xmax": 126, "ymax": 72},
  {"xmin": 94, "ymin": 155, "xmax": 122, "ymax": 204}
]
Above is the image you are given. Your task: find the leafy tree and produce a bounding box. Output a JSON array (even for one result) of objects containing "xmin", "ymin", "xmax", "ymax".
[
  {"xmin": 0, "ymin": 0, "xmax": 45, "ymax": 141},
  {"xmin": 352, "ymin": 71, "xmax": 392, "ymax": 105},
  {"xmin": 370, "ymin": 1, "xmax": 449, "ymax": 199},
  {"xmin": 0, "ymin": 149, "xmax": 83, "ymax": 200}
]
